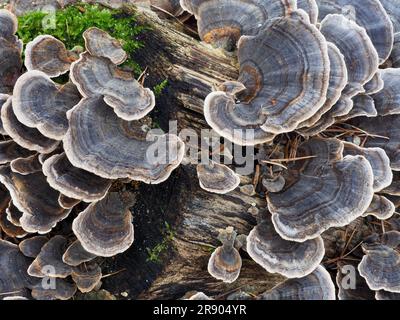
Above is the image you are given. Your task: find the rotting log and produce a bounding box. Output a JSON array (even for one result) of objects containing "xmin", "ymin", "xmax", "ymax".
[{"xmin": 100, "ymin": 7, "xmax": 286, "ymax": 300}]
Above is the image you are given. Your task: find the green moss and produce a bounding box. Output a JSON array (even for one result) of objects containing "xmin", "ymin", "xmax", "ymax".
[
  {"xmin": 153, "ymin": 79, "xmax": 169, "ymax": 97},
  {"xmin": 146, "ymin": 221, "xmax": 175, "ymax": 264},
  {"xmin": 17, "ymin": 3, "xmax": 145, "ymax": 74}
]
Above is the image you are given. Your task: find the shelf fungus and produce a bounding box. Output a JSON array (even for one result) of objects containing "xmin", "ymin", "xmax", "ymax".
[
  {"xmin": 316, "ymin": 0, "xmax": 394, "ymax": 64},
  {"xmin": 197, "ymin": 161, "xmax": 240, "ymax": 194},
  {"xmin": 12, "ymin": 71, "xmax": 81, "ymax": 140},
  {"xmin": 71, "ymin": 261, "xmax": 102, "ymax": 293},
  {"xmin": 0, "ymin": 94, "xmax": 9, "ymax": 135},
  {"xmin": 0, "ymin": 9, "xmax": 19, "ymax": 43},
  {"xmin": 28, "ymin": 235, "xmax": 72, "ymax": 278},
  {"xmin": 342, "ymin": 142, "xmax": 393, "ymax": 192},
  {"xmin": 207, "ymin": 227, "xmax": 242, "ymax": 283},
  {"xmin": 363, "ymin": 195, "xmax": 395, "ymax": 220},
  {"xmin": 63, "ymin": 97, "xmax": 184, "ymax": 183},
  {"xmin": 204, "ymin": 10, "xmax": 330, "ymax": 145},
  {"xmin": 31, "ymin": 279, "xmax": 77, "ymax": 301},
  {"xmin": 0, "ymin": 239, "xmax": 38, "ymax": 296},
  {"xmin": 375, "ymin": 290, "xmax": 400, "ymax": 300},
  {"xmin": 371, "ymin": 68, "xmax": 400, "ymax": 116},
  {"xmin": 0, "ymin": 140, "xmax": 35, "ymax": 164},
  {"xmin": 72, "ymin": 192, "xmax": 135, "ymax": 257},
  {"xmin": 297, "ymin": 0, "xmax": 319, "ymax": 24},
  {"xmin": 83, "ymin": 27, "xmax": 127, "ymax": 65},
  {"xmin": 259, "ymin": 265, "xmax": 336, "ymax": 300},
  {"xmin": 358, "ymin": 231, "xmax": 400, "ymax": 293},
  {"xmin": 0, "ymin": 166, "xmax": 71, "ymax": 234},
  {"xmin": 11, "ymin": 154, "xmax": 42, "ymax": 175},
  {"xmin": 180, "ymin": 0, "xmax": 296, "ymax": 50},
  {"xmin": 389, "ymin": 33, "xmax": 400, "ymax": 68},
  {"xmin": 70, "ymin": 52, "xmax": 155, "ymax": 121},
  {"xmin": 62, "ymin": 240, "xmax": 97, "ymax": 267},
  {"xmin": 1, "ymin": 97, "xmax": 60, "ymax": 154},
  {"xmin": 25, "ymin": 35, "xmax": 79, "ymax": 77},
  {"xmin": 246, "ymin": 216, "xmax": 325, "ymax": 278},
  {"xmin": 0, "ymin": 37, "xmax": 22, "ymax": 95},
  {"xmin": 364, "ymin": 72, "xmax": 384, "ymax": 95},
  {"xmin": 267, "ymin": 138, "xmax": 374, "ymax": 242},
  {"xmin": 351, "ymin": 115, "xmax": 400, "ymax": 171},
  {"xmin": 6, "ymin": 200, "xmax": 22, "ymax": 226},
  {"xmin": 380, "ymin": 0, "xmax": 400, "ymax": 33},
  {"xmin": 42, "ymin": 153, "xmax": 112, "ymax": 202},
  {"xmin": 8, "ymin": 0, "xmax": 61, "ymax": 16},
  {"xmin": 19, "ymin": 236, "xmax": 48, "ymax": 259}
]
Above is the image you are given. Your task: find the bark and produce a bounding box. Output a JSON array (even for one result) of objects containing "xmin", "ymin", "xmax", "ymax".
[{"xmin": 101, "ymin": 8, "xmax": 286, "ymax": 300}]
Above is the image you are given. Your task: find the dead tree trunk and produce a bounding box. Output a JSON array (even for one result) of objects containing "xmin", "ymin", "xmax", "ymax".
[{"xmin": 101, "ymin": 7, "xmax": 285, "ymax": 300}]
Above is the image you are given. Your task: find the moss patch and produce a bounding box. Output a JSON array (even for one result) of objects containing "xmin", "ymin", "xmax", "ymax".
[{"xmin": 17, "ymin": 3, "xmax": 145, "ymax": 74}]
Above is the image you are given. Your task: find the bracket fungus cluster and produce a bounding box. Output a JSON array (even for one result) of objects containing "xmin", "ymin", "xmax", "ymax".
[{"xmin": 0, "ymin": 7, "xmax": 184, "ymax": 300}]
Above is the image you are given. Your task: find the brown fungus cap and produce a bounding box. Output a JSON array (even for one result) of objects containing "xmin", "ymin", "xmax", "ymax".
[
  {"xmin": 0, "ymin": 165, "xmax": 71, "ymax": 234},
  {"xmin": 19, "ymin": 236, "xmax": 48, "ymax": 258},
  {"xmin": 0, "ymin": 37, "xmax": 22, "ymax": 94},
  {"xmin": 197, "ymin": 161, "xmax": 240, "ymax": 194},
  {"xmin": 0, "ymin": 140, "xmax": 35, "ymax": 164},
  {"xmin": 63, "ymin": 97, "xmax": 185, "ymax": 183},
  {"xmin": 268, "ymin": 138, "xmax": 374, "ymax": 242},
  {"xmin": 25, "ymin": 35, "xmax": 79, "ymax": 77},
  {"xmin": 83, "ymin": 27, "xmax": 127, "ymax": 65},
  {"xmin": 70, "ymin": 53, "xmax": 155, "ymax": 121},
  {"xmin": 10, "ymin": 154, "xmax": 42, "ymax": 175},
  {"xmin": 207, "ymin": 227, "xmax": 242, "ymax": 283},
  {"xmin": 72, "ymin": 192, "xmax": 135, "ymax": 257},
  {"xmin": 247, "ymin": 216, "xmax": 325, "ymax": 278},
  {"xmin": 71, "ymin": 261, "xmax": 102, "ymax": 293},
  {"xmin": 0, "ymin": 205, "xmax": 27, "ymax": 238},
  {"xmin": 28, "ymin": 235, "xmax": 72, "ymax": 278},
  {"xmin": 62, "ymin": 239, "xmax": 97, "ymax": 267},
  {"xmin": 58, "ymin": 194, "xmax": 81, "ymax": 209},
  {"xmin": 12, "ymin": 71, "xmax": 81, "ymax": 140},
  {"xmin": 1, "ymin": 97, "xmax": 60, "ymax": 153},
  {"xmin": 31, "ymin": 279, "xmax": 77, "ymax": 300},
  {"xmin": 6, "ymin": 199, "xmax": 22, "ymax": 227},
  {"xmin": 43, "ymin": 153, "xmax": 112, "ymax": 202}
]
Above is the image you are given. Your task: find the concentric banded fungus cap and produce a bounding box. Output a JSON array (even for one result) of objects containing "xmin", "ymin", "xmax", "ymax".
[
  {"xmin": 0, "ymin": 37, "xmax": 22, "ymax": 94},
  {"xmin": 83, "ymin": 28, "xmax": 127, "ymax": 65},
  {"xmin": 43, "ymin": 153, "xmax": 112, "ymax": 202},
  {"xmin": 19, "ymin": 236, "xmax": 48, "ymax": 258},
  {"xmin": 31, "ymin": 279, "xmax": 77, "ymax": 300},
  {"xmin": 0, "ymin": 209, "xmax": 27, "ymax": 238},
  {"xmin": 268, "ymin": 138, "xmax": 374, "ymax": 242},
  {"xmin": 197, "ymin": 161, "xmax": 240, "ymax": 194},
  {"xmin": 71, "ymin": 261, "xmax": 102, "ymax": 293},
  {"xmin": 204, "ymin": 10, "xmax": 330, "ymax": 144},
  {"xmin": 0, "ymin": 94, "xmax": 10, "ymax": 135},
  {"xmin": 0, "ymin": 140, "xmax": 35, "ymax": 164},
  {"xmin": 375, "ymin": 0, "xmax": 400, "ymax": 33},
  {"xmin": 358, "ymin": 231, "xmax": 400, "ymax": 293},
  {"xmin": 376, "ymin": 290, "xmax": 400, "ymax": 300},
  {"xmin": 336, "ymin": 261, "xmax": 375, "ymax": 300},
  {"xmin": 25, "ymin": 35, "xmax": 79, "ymax": 77},
  {"xmin": 337, "ymin": 94, "xmax": 377, "ymax": 121},
  {"xmin": 351, "ymin": 115, "xmax": 400, "ymax": 171},
  {"xmin": 364, "ymin": 72, "xmax": 384, "ymax": 95},
  {"xmin": 63, "ymin": 97, "xmax": 185, "ymax": 183},
  {"xmin": 297, "ymin": 41, "xmax": 347, "ymax": 132},
  {"xmin": 28, "ymin": 235, "xmax": 72, "ymax": 278},
  {"xmin": 371, "ymin": 68, "xmax": 400, "ymax": 116},
  {"xmin": 12, "ymin": 71, "xmax": 81, "ymax": 140},
  {"xmin": 297, "ymin": 0, "xmax": 318, "ymax": 24},
  {"xmin": 316, "ymin": 0, "xmax": 394, "ymax": 63},
  {"xmin": 62, "ymin": 240, "xmax": 97, "ymax": 267},
  {"xmin": 259, "ymin": 265, "xmax": 336, "ymax": 300},
  {"xmin": 363, "ymin": 195, "xmax": 395, "ymax": 220},
  {"xmin": 342, "ymin": 142, "xmax": 393, "ymax": 192},
  {"xmin": 0, "ymin": 239, "xmax": 38, "ymax": 296},
  {"xmin": 319, "ymin": 14, "xmax": 379, "ymax": 102},
  {"xmin": 0, "ymin": 166, "xmax": 71, "ymax": 234},
  {"xmin": 72, "ymin": 192, "xmax": 135, "ymax": 257},
  {"xmin": 11, "ymin": 154, "xmax": 42, "ymax": 175},
  {"xmin": 8, "ymin": 0, "xmax": 61, "ymax": 16},
  {"xmin": 1, "ymin": 97, "xmax": 60, "ymax": 153},
  {"xmin": 207, "ymin": 227, "xmax": 242, "ymax": 283},
  {"xmin": 70, "ymin": 53, "xmax": 155, "ymax": 121},
  {"xmin": 0, "ymin": 9, "xmax": 18, "ymax": 43},
  {"xmin": 180, "ymin": 0, "xmax": 296, "ymax": 50},
  {"xmin": 246, "ymin": 216, "xmax": 325, "ymax": 278}
]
